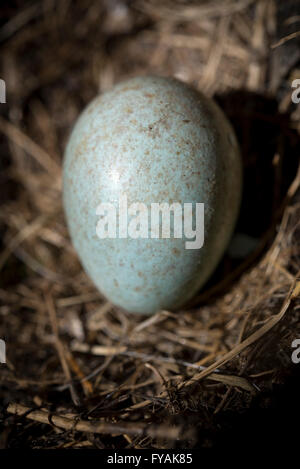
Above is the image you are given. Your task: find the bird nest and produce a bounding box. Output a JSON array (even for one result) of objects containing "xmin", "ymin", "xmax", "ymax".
[{"xmin": 0, "ymin": 0, "xmax": 300, "ymax": 449}]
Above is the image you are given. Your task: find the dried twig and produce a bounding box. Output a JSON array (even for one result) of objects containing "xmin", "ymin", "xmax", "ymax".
[
  {"xmin": 46, "ymin": 293, "xmax": 80, "ymax": 406},
  {"xmin": 7, "ymin": 403, "xmax": 189, "ymax": 441}
]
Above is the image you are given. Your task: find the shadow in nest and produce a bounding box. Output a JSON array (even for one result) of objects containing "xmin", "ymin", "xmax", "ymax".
[
  {"xmin": 214, "ymin": 365, "xmax": 300, "ymax": 450},
  {"xmin": 188, "ymin": 90, "xmax": 300, "ymax": 308}
]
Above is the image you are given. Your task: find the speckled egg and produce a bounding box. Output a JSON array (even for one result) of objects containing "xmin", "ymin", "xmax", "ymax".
[{"xmin": 63, "ymin": 76, "xmax": 242, "ymax": 314}]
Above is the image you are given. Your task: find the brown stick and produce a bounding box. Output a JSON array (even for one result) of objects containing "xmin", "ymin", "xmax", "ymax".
[
  {"xmin": 7, "ymin": 403, "xmax": 186, "ymax": 440},
  {"xmin": 45, "ymin": 292, "xmax": 80, "ymax": 406},
  {"xmin": 0, "ymin": 116, "xmax": 61, "ymax": 179}
]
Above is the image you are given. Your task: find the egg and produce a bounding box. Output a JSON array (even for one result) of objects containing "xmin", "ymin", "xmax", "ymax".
[{"xmin": 63, "ymin": 76, "xmax": 242, "ymax": 314}]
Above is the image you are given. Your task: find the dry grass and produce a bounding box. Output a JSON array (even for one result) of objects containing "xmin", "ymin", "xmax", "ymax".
[{"xmin": 0, "ymin": 0, "xmax": 300, "ymax": 449}]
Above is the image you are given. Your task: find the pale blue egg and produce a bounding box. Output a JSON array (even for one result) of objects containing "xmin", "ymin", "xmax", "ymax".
[{"xmin": 63, "ymin": 76, "xmax": 242, "ymax": 314}]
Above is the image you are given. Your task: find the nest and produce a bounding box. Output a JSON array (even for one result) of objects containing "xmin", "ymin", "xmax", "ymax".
[{"xmin": 0, "ymin": 0, "xmax": 300, "ymax": 449}]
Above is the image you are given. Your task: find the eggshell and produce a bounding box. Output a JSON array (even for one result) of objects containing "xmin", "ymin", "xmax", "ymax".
[{"xmin": 63, "ymin": 76, "xmax": 242, "ymax": 314}]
